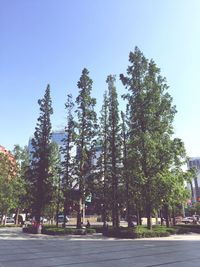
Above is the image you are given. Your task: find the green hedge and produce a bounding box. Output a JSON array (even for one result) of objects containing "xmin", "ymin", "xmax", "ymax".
[
  {"xmin": 41, "ymin": 227, "xmax": 96, "ymax": 235},
  {"xmin": 22, "ymin": 224, "xmax": 97, "ymax": 235},
  {"xmin": 22, "ymin": 225, "xmax": 39, "ymax": 234},
  {"xmin": 89, "ymin": 225, "xmax": 114, "ymax": 233},
  {"xmin": 23, "ymin": 224, "xmax": 195, "ymax": 237},
  {"xmin": 0, "ymin": 224, "xmax": 20, "ymax": 228},
  {"xmin": 103, "ymin": 225, "xmax": 177, "ymax": 238},
  {"xmin": 175, "ymin": 224, "xmax": 200, "ymax": 234}
]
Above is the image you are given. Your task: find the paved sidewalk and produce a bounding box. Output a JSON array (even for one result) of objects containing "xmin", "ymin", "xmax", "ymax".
[
  {"xmin": 1, "ymin": 227, "xmax": 200, "ymax": 266},
  {"xmin": 2, "ymin": 227, "xmax": 200, "ymax": 241}
]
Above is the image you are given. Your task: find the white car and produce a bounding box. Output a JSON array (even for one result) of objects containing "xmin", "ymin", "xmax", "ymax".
[
  {"xmin": 40, "ymin": 217, "xmax": 48, "ymax": 223},
  {"xmin": 6, "ymin": 217, "xmax": 15, "ymax": 224},
  {"xmin": 181, "ymin": 217, "xmax": 194, "ymax": 224}
]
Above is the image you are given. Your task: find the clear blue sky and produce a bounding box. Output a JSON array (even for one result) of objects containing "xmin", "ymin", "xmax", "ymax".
[{"xmin": 1, "ymin": 0, "xmax": 200, "ymax": 157}]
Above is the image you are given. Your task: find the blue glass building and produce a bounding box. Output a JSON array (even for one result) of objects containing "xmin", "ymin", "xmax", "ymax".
[{"xmin": 28, "ymin": 130, "xmax": 66, "ymax": 156}]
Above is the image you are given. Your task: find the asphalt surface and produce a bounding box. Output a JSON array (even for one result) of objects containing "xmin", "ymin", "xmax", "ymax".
[{"xmin": 0, "ymin": 227, "xmax": 200, "ymax": 267}]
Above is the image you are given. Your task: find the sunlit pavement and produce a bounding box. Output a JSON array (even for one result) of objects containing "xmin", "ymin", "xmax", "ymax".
[{"xmin": 1, "ymin": 227, "xmax": 200, "ymax": 267}]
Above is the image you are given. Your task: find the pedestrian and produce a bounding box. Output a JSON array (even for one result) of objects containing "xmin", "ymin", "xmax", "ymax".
[{"xmin": 86, "ymin": 220, "xmax": 90, "ymax": 228}]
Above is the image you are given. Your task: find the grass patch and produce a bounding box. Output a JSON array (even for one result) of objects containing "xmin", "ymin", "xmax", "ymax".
[{"xmin": 0, "ymin": 224, "xmax": 20, "ymax": 228}]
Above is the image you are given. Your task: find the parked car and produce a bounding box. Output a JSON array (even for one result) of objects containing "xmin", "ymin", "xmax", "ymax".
[
  {"xmin": 181, "ymin": 217, "xmax": 194, "ymax": 224},
  {"xmin": 6, "ymin": 217, "xmax": 15, "ymax": 224},
  {"xmin": 57, "ymin": 215, "xmax": 69, "ymax": 223},
  {"xmin": 40, "ymin": 217, "xmax": 48, "ymax": 223}
]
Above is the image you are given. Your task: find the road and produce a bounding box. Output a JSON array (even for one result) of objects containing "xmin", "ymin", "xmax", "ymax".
[{"xmin": 0, "ymin": 227, "xmax": 200, "ymax": 267}]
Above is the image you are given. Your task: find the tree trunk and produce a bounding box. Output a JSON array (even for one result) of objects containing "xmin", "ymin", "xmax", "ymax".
[
  {"xmin": 116, "ymin": 203, "xmax": 119, "ymax": 228},
  {"xmin": 35, "ymin": 211, "xmax": 42, "ymax": 234},
  {"xmin": 63, "ymin": 197, "xmax": 68, "ymax": 228},
  {"xmin": 3, "ymin": 214, "xmax": 7, "ymax": 225},
  {"xmin": 102, "ymin": 203, "xmax": 106, "ymax": 226},
  {"xmin": 76, "ymin": 197, "xmax": 82, "ymax": 228},
  {"xmin": 15, "ymin": 208, "xmax": 19, "ymax": 225},
  {"xmin": 146, "ymin": 203, "xmax": 152, "ymax": 230},
  {"xmin": 155, "ymin": 211, "xmax": 159, "ymax": 225},
  {"xmin": 194, "ymin": 177, "xmax": 200, "ymax": 201},
  {"xmin": 126, "ymin": 180, "xmax": 132, "ymax": 227},
  {"xmin": 0, "ymin": 213, "xmax": 2, "ymax": 225},
  {"xmin": 164, "ymin": 204, "xmax": 170, "ymax": 227},
  {"xmin": 127, "ymin": 204, "xmax": 132, "ymax": 228},
  {"xmin": 138, "ymin": 207, "xmax": 143, "ymax": 225},
  {"xmin": 190, "ymin": 182, "xmax": 194, "ymax": 201},
  {"xmin": 56, "ymin": 201, "xmax": 59, "ymax": 228},
  {"xmin": 172, "ymin": 207, "xmax": 176, "ymax": 226}
]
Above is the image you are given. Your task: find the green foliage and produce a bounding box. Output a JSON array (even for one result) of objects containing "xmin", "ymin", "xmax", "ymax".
[
  {"xmin": 187, "ymin": 202, "xmax": 200, "ymax": 215},
  {"xmin": 7, "ymin": 47, "xmax": 190, "ymax": 233},
  {"xmin": 174, "ymin": 224, "xmax": 200, "ymax": 234},
  {"xmin": 41, "ymin": 226, "xmax": 96, "ymax": 235},
  {"xmin": 103, "ymin": 225, "xmax": 177, "ymax": 238},
  {"xmin": 120, "ymin": 47, "xmax": 187, "ymax": 229},
  {"xmin": 44, "ymin": 142, "xmax": 63, "ymax": 220},
  {"xmin": 12, "ymin": 145, "xmax": 30, "ymax": 213},
  {"xmin": 0, "ymin": 150, "xmax": 21, "ymax": 219},
  {"xmin": 62, "ymin": 94, "xmax": 76, "ymax": 189},
  {"xmin": 0, "ymin": 224, "xmax": 19, "ymax": 228},
  {"xmin": 75, "ymin": 68, "xmax": 97, "ymax": 228},
  {"xmin": 29, "ymin": 85, "xmax": 53, "ymax": 222},
  {"xmin": 61, "ymin": 94, "xmax": 76, "ymax": 226},
  {"xmin": 106, "ymin": 75, "xmax": 121, "ymax": 228},
  {"xmin": 22, "ymin": 225, "xmax": 38, "ymax": 234}
]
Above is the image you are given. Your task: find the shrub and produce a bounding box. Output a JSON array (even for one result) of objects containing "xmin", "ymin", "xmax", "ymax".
[
  {"xmin": 22, "ymin": 225, "xmax": 39, "ymax": 234},
  {"xmin": 86, "ymin": 228, "xmax": 96, "ymax": 234},
  {"xmin": 103, "ymin": 227, "xmax": 136, "ymax": 238},
  {"xmin": 0, "ymin": 224, "xmax": 19, "ymax": 228},
  {"xmin": 41, "ymin": 226, "xmax": 96, "ymax": 235},
  {"xmin": 103, "ymin": 225, "xmax": 174, "ymax": 238},
  {"xmin": 174, "ymin": 225, "xmax": 200, "ymax": 234}
]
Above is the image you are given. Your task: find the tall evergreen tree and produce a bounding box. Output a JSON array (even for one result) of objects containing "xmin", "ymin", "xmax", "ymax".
[
  {"xmin": 97, "ymin": 90, "xmax": 110, "ymax": 225},
  {"xmin": 121, "ymin": 110, "xmax": 132, "ymax": 227},
  {"xmin": 120, "ymin": 47, "xmax": 178, "ymax": 229},
  {"xmin": 61, "ymin": 94, "xmax": 76, "ymax": 227},
  {"xmin": 46, "ymin": 142, "xmax": 62, "ymax": 225},
  {"xmin": 75, "ymin": 68, "xmax": 97, "ymax": 228},
  {"xmin": 30, "ymin": 85, "xmax": 53, "ymax": 230},
  {"xmin": 107, "ymin": 75, "xmax": 121, "ymax": 229}
]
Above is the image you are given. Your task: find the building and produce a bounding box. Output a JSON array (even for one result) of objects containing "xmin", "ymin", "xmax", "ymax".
[
  {"xmin": 187, "ymin": 157, "xmax": 200, "ymax": 203},
  {"xmin": 28, "ymin": 130, "xmax": 66, "ymax": 157}
]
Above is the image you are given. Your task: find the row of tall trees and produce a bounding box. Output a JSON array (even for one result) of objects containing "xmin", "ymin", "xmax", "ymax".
[{"xmin": 3, "ymin": 47, "xmax": 190, "ymax": 231}]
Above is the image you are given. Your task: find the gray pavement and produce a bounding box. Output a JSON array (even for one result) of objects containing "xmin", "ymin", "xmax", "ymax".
[{"xmin": 0, "ymin": 227, "xmax": 200, "ymax": 267}]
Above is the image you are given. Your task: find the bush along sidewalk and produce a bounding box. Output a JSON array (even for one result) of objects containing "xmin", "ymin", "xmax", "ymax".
[
  {"xmin": 23, "ymin": 224, "xmax": 193, "ymax": 237},
  {"xmin": 22, "ymin": 225, "xmax": 96, "ymax": 235},
  {"xmin": 175, "ymin": 224, "xmax": 200, "ymax": 234},
  {"xmin": 42, "ymin": 227, "xmax": 96, "ymax": 235},
  {"xmin": 22, "ymin": 223, "xmax": 42, "ymax": 234},
  {"xmin": 102, "ymin": 225, "xmax": 186, "ymax": 239},
  {"xmin": 0, "ymin": 224, "xmax": 20, "ymax": 228}
]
